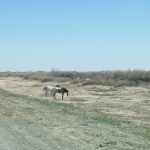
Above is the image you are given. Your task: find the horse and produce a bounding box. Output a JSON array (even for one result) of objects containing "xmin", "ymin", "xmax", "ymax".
[
  {"xmin": 43, "ymin": 86, "xmax": 55, "ymax": 97},
  {"xmin": 43, "ymin": 85, "xmax": 69, "ymax": 100},
  {"xmin": 51, "ymin": 87, "xmax": 69, "ymax": 100}
]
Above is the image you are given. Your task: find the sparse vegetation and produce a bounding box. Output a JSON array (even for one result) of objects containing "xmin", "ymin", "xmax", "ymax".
[
  {"xmin": 0, "ymin": 88, "xmax": 150, "ymax": 149},
  {"xmin": 1, "ymin": 70, "xmax": 150, "ymax": 86},
  {"xmin": 0, "ymin": 74, "xmax": 150, "ymax": 149}
]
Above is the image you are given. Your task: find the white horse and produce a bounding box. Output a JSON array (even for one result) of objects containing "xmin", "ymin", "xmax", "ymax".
[{"xmin": 43, "ymin": 86, "xmax": 55, "ymax": 97}]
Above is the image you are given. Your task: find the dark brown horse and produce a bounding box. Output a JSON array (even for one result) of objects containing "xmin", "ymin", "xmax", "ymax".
[{"xmin": 51, "ymin": 87, "xmax": 69, "ymax": 100}]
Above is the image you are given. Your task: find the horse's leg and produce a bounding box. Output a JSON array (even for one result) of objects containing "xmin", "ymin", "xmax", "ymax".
[
  {"xmin": 62, "ymin": 93, "xmax": 64, "ymax": 100},
  {"xmin": 54, "ymin": 93, "xmax": 56, "ymax": 99},
  {"xmin": 52, "ymin": 89, "xmax": 56, "ymax": 99},
  {"xmin": 45, "ymin": 90, "xmax": 48, "ymax": 97},
  {"xmin": 50, "ymin": 89, "xmax": 53, "ymax": 96}
]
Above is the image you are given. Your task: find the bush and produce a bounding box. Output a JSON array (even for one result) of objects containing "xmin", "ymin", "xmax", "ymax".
[{"xmin": 1, "ymin": 70, "xmax": 150, "ymax": 86}]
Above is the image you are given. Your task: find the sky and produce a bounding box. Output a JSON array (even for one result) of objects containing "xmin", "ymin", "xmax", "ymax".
[{"xmin": 0, "ymin": 0, "xmax": 150, "ymax": 72}]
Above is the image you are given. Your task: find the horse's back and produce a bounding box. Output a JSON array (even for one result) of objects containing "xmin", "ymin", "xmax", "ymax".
[{"xmin": 55, "ymin": 85, "xmax": 62, "ymax": 88}]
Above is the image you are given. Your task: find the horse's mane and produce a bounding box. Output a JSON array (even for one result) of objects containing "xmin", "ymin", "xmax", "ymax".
[
  {"xmin": 62, "ymin": 87, "xmax": 69, "ymax": 92},
  {"xmin": 55, "ymin": 85, "xmax": 62, "ymax": 88}
]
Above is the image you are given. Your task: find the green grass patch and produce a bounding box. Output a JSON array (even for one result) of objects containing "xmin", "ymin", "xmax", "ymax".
[
  {"xmin": 0, "ymin": 88, "xmax": 79, "ymax": 114},
  {"xmin": 105, "ymin": 140, "xmax": 117, "ymax": 146},
  {"xmin": 0, "ymin": 88, "xmax": 150, "ymax": 143},
  {"xmin": 93, "ymin": 114, "xmax": 122, "ymax": 126}
]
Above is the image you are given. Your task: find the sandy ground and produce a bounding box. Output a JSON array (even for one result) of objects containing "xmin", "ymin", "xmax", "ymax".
[{"xmin": 0, "ymin": 76, "xmax": 150, "ymax": 125}]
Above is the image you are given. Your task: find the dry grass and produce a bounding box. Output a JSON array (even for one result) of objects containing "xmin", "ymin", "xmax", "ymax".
[
  {"xmin": 0, "ymin": 74, "xmax": 150, "ymax": 149},
  {"xmin": 0, "ymin": 87, "xmax": 150, "ymax": 150},
  {"xmin": 1, "ymin": 70, "xmax": 150, "ymax": 87}
]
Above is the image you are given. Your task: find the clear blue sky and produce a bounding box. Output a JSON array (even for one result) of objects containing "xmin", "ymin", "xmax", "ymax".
[{"xmin": 0, "ymin": 0, "xmax": 150, "ymax": 71}]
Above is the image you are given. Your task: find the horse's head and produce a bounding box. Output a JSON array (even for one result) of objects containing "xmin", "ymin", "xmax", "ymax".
[
  {"xmin": 63, "ymin": 88, "xmax": 69, "ymax": 96},
  {"xmin": 43, "ymin": 86, "xmax": 47, "ymax": 91}
]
